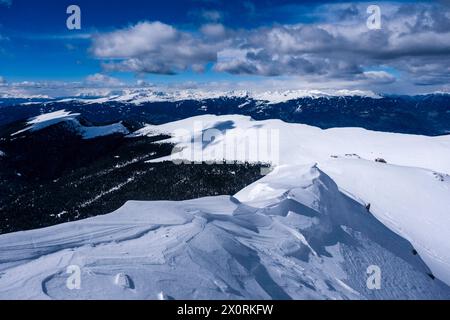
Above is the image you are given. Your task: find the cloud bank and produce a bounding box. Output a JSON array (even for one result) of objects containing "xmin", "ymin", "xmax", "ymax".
[
  {"xmin": 92, "ymin": 21, "xmax": 222, "ymax": 75},
  {"xmin": 90, "ymin": 2, "xmax": 450, "ymax": 90}
]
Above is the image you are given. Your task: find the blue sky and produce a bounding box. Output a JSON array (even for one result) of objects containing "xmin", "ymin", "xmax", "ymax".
[
  {"xmin": 0, "ymin": 0, "xmax": 371, "ymax": 81},
  {"xmin": 0, "ymin": 0, "xmax": 449, "ymax": 95}
]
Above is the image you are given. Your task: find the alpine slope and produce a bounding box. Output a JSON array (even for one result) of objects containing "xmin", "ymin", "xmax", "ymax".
[{"xmin": 0, "ymin": 114, "xmax": 449, "ymax": 300}]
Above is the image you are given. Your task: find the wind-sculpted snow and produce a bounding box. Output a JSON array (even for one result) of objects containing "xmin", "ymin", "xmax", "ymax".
[
  {"xmin": 1, "ymin": 114, "xmax": 450, "ymax": 299},
  {"xmin": 0, "ymin": 165, "xmax": 448, "ymax": 299},
  {"xmin": 320, "ymin": 159, "xmax": 450, "ymax": 286},
  {"xmin": 2, "ymin": 93, "xmax": 450, "ymax": 136},
  {"xmin": 140, "ymin": 114, "xmax": 450, "ymax": 287}
]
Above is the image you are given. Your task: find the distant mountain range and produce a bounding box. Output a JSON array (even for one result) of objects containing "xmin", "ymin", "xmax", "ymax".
[{"xmin": 1, "ymin": 90, "xmax": 449, "ymax": 136}]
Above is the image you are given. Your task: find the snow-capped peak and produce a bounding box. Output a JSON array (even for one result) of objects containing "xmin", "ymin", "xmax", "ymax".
[{"xmin": 51, "ymin": 88, "xmax": 381, "ymax": 105}]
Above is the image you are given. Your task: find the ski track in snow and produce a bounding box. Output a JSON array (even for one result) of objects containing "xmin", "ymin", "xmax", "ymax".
[{"xmin": 1, "ymin": 114, "xmax": 450, "ymax": 300}]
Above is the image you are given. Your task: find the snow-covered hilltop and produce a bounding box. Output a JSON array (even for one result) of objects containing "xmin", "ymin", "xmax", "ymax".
[
  {"xmin": 0, "ymin": 114, "xmax": 449, "ymax": 300},
  {"xmin": 0, "ymin": 164, "xmax": 448, "ymax": 300},
  {"xmin": 139, "ymin": 115, "xmax": 450, "ymax": 286}
]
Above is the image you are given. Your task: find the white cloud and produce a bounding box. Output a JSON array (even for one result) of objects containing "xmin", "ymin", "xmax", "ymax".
[
  {"xmin": 201, "ymin": 10, "xmax": 223, "ymax": 22},
  {"xmin": 92, "ymin": 21, "xmax": 221, "ymax": 75},
  {"xmin": 200, "ymin": 23, "xmax": 226, "ymax": 38},
  {"xmin": 85, "ymin": 73, "xmax": 124, "ymax": 87},
  {"xmin": 92, "ymin": 22, "xmax": 178, "ymax": 58},
  {"xmin": 212, "ymin": 3, "xmax": 450, "ymax": 86},
  {"xmin": 0, "ymin": 76, "xmax": 8, "ymax": 91},
  {"xmin": 89, "ymin": 2, "xmax": 450, "ymax": 89},
  {"xmin": 360, "ymin": 71, "xmax": 396, "ymax": 84}
]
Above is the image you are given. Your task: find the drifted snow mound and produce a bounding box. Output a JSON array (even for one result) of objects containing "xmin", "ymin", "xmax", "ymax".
[
  {"xmin": 0, "ymin": 165, "xmax": 448, "ymax": 300},
  {"xmin": 114, "ymin": 273, "xmax": 133, "ymax": 289},
  {"xmin": 140, "ymin": 114, "xmax": 450, "ymax": 286},
  {"xmin": 11, "ymin": 109, "xmax": 129, "ymax": 139},
  {"xmin": 320, "ymin": 159, "xmax": 450, "ymax": 286}
]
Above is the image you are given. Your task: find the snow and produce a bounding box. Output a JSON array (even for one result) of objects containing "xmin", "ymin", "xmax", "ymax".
[
  {"xmin": 320, "ymin": 159, "xmax": 450, "ymax": 286},
  {"xmin": 11, "ymin": 110, "xmax": 129, "ymax": 139},
  {"xmin": 69, "ymin": 89, "xmax": 248, "ymax": 105},
  {"xmin": 139, "ymin": 115, "xmax": 450, "ymax": 285},
  {"xmin": 114, "ymin": 273, "xmax": 133, "ymax": 289},
  {"xmin": 1, "ymin": 165, "xmax": 449, "ymax": 299},
  {"xmin": 81, "ymin": 123, "xmax": 129, "ymax": 139},
  {"xmin": 11, "ymin": 110, "xmax": 80, "ymax": 136},
  {"xmin": 53, "ymin": 88, "xmax": 380, "ymax": 105},
  {"xmin": 139, "ymin": 114, "xmax": 450, "ymax": 174},
  {"xmin": 1, "ymin": 114, "xmax": 450, "ymax": 299},
  {"xmin": 251, "ymin": 89, "xmax": 380, "ymax": 103}
]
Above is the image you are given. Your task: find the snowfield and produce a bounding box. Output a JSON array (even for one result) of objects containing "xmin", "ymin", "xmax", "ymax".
[
  {"xmin": 11, "ymin": 110, "xmax": 129, "ymax": 139},
  {"xmin": 140, "ymin": 115, "xmax": 450, "ymax": 286},
  {"xmin": 11, "ymin": 110, "xmax": 81, "ymax": 136},
  {"xmin": 51, "ymin": 88, "xmax": 381, "ymax": 105},
  {"xmin": 1, "ymin": 114, "xmax": 449, "ymax": 299},
  {"xmin": 138, "ymin": 115, "xmax": 450, "ymax": 174}
]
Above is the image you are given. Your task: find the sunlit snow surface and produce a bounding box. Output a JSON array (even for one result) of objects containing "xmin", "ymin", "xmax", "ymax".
[
  {"xmin": 1, "ymin": 114, "xmax": 450, "ymax": 299},
  {"xmin": 52, "ymin": 88, "xmax": 381, "ymax": 105},
  {"xmin": 10, "ymin": 109, "xmax": 129, "ymax": 139}
]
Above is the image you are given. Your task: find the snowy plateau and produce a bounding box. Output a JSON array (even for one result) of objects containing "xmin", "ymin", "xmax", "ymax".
[{"xmin": 0, "ymin": 113, "xmax": 450, "ymax": 300}]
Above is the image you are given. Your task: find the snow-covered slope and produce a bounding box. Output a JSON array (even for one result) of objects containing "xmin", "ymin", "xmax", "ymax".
[
  {"xmin": 11, "ymin": 110, "xmax": 129, "ymax": 139},
  {"xmin": 138, "ymin": 115, "xmax": 450, "ymax": 286},
  {"xmin": 80, "ymin": 123, "xmax": 129, "ymax": 139},
  {"xmin": 139, "ymin": 114, "xmax": 450, "ymax": 174},
  {"xmin": 52, "ymin": 88, "xmax": 380, "ymax": 105},
  {"xmin": 0, "ymin": 165, "xmax": 448, "ymax": 299},
  {"xmin": 11, "ymin": 110, "xmax": 81, "ymax": 136},
  {"xmin": 1, "ymin": 114, "xmax": 449, "ymax": 300},
  {"xmin": 320, "ymin": 159, "xmax": 450, "ymax": 286}
]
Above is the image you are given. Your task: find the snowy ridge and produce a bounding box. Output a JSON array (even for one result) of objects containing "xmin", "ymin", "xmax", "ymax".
[
  {"xmin": 11, "ymin": 110, "xmax": 129, "ymax": 139},
  {"xmin": 140, "ymin": 114, "xmax": 450, "ymax": 174},
  {"xmin": 51, "ymin": 88, "xmax": 381, "ymax": 105},
  {"xmin": 0, "ymin": 165, "xmax": 448, "ymax": 299},
  {"xmin": 11, "ymin": 110, "xmax": 81, "ymax": 136},
  {"xmin": 1, "ymin": 114, "xmax": 449, "ymax": 299},
  {"xmin": 141, "ymin": 114, "xmax": 450, "ymax": 285}
]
